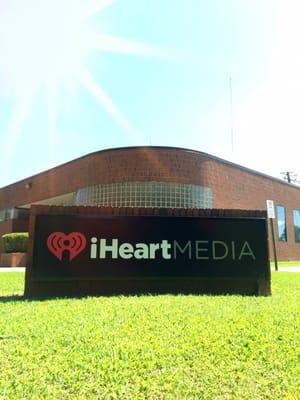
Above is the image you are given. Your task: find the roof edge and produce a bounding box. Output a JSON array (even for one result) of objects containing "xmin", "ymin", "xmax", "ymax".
[{"xmin": 1, "ymin": 145, "xmax": 299, "ymax": 191}]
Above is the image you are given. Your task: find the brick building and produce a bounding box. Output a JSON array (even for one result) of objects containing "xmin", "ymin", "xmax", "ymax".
[{"xmin": 0, "ymin": 146, "xmax": 299, "ymax": 260}]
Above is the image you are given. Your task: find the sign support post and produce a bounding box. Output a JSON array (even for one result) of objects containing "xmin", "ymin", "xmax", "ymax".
[
  {"xmin": 266, "ymin": 200, "xmax": 278, "ymax": 271},
  {"xmin": 270, "ymin": 219, "xmax": 278, "ymax": 271}
]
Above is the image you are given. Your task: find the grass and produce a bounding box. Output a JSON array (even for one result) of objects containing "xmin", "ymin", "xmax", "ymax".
[{"xmin": 0, "ymin": 273, "xmax": 299, "ymax": 399}]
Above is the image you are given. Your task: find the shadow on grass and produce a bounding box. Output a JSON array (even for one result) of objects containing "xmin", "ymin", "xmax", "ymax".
[
  {"xmin": 0, "ymin": 294, "xmax": 25, "ymax": 302},
  {"xmin": 0, "ymin": 290, "xmax": 269, "ymax": 303},
  {"xmin": 0, "ymin": 293, "xmax": 69, "ymax": 303}
]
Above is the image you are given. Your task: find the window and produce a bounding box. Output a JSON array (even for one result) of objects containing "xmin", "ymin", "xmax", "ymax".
[
  {"xmin": 277, "ymin": 205, "xmax": 287, "ymax": 242},
  {"xmin": 0, "ymin": 208, "xmax": 14, "ymax": 221},
  {"xmin": 0, "ymin": 207, "xmax": 29, "ymax": 222},
  {"xmin": 0, "ymin": 209, "xmax": 5, "ymax": 222},
  {"xmin": 293, "ymin": 209, "xmax": 300, "ymax": 243}
]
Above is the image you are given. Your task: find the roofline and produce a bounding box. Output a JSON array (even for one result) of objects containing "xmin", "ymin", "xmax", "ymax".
[{"xmin": 1, "ymin": 145, "xmax": 299, "ymax": 191}]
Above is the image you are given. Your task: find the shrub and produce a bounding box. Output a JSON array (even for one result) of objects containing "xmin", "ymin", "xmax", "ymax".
[{"xmin": 0, "ymin": 232, "xmax": 29, "ymax": 253}]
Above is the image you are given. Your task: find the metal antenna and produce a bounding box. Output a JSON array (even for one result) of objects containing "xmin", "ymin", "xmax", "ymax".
[
  {"xmin": 229, "ymin": 76, "xmax": 234, "ymax": 152},
  {"xmin": 280, "ymin": 171, "xmax": 299, "ymax": 184}
]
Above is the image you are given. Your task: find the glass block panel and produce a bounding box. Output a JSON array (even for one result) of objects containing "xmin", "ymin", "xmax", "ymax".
[{"xmin": 75, "ymin": 181, "xmax": 213, "ymax": 209}]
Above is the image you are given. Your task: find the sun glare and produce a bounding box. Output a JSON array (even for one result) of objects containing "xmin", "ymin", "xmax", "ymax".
[
  {"xmin": 0, "ymin": 0, "xmax": 91, "ymax": 93},
  {"xmin": 0, "ymin": 0, "xmax": 166, "ymax": 167}
]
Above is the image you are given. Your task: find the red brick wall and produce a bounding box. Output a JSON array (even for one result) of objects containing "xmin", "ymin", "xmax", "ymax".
[
  {"xmin": 0, "ymin": 148, "xmax": 213, "ymax": 209},
  {"xmin": 0, "ymin": 146, "xmax": 299, "ymax": 260},
  {"xmin": 199, "ymin": 159, "xmax": 300, "ymax": 261}
]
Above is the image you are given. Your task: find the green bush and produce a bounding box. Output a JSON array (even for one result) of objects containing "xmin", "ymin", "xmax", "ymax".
[{"xmin": 0, "ymin": 232, "xmax": 29, "ymax": 253}]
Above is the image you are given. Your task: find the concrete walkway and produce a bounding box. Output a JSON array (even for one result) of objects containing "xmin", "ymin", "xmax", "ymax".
[
  {"xmin": 0, "ymin": 267, "xmax": 26, "ymax": 272},
  {"xmin": 271, "ymin": 266, "xmax": 300, "ymax": 272}
]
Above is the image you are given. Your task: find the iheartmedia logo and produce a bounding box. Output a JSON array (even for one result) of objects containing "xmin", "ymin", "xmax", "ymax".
[
  {"xmin": 47, "ymin": 232, "xmax": 87, "ymax": 261},
  {"xmin": 47, "ymin": 233, "xmax": 256, "ymax": 262},
  {"xmin": 90, "ymin": 238, "xmax": 256, "ymax": 261}
]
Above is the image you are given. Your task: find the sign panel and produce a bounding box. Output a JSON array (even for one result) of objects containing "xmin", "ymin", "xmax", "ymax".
[
  {"xmin": 266, "ymin": 200, "xmax": 275, "ymax": 219},
  {"xmin": 25, "ymin": 213, "xmax": 270, "ymax": 296}
]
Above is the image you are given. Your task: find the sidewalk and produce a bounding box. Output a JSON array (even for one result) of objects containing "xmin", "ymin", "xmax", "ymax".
[
  {"xmin": 0, "ymin": 267, "xmax": 26, "ymax": 272},
  {"xmin": 271, "ymin": 266, "xmax": 300, "ymax": 272}
]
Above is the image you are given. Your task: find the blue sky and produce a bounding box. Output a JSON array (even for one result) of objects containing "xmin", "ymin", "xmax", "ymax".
[{"xmin": 0, "ymin": 0, "xmax": 299, "ymax": 187}]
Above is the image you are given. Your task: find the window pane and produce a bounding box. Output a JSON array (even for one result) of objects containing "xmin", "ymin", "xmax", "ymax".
[
  {"xmin": 0, "ymin": 210, "xmax": 5, "ymax": 222},
  {"xmin": 293, "ymin": 209, "xmax": 300, "ymax": 243},
  {"xmin": 277, "ymin": 205, "xmax": 287, "ymax": 241}
]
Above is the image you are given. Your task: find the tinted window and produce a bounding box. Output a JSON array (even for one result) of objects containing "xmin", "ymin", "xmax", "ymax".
[
  {"xmin": 293, "ymin": 209, "xmax": 300, "ymax": 243},
  {"xmin": 277, "ymin": 205, "xmax": 287, "ymax": 242}
]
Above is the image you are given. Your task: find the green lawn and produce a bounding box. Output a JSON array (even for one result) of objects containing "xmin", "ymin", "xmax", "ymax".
[{"xmin": 0, "ymin": 273, "xmax": 299, "ymax": 400}]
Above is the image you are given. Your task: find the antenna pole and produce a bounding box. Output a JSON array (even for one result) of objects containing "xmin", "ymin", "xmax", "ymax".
[
  {"xmin": 280, "ymin": 171, "xmax": 299, "ymax": 184},
  {"xmin": 229, "ymin": 77, "xmax": 234, "ymax": 152}
]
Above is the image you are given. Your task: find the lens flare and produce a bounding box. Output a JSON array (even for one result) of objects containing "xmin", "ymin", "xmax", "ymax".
[{"xmin": 0, "ymin": 0, "xmax": 166, "ymax": 171}]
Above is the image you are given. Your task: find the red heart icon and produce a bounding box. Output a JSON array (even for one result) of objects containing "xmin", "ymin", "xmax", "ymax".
[{"xmin": 47, "ymin": 232, "xmax": 87, "ymax": 261}]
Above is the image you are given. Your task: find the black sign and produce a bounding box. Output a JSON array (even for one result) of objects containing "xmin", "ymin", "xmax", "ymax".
[{"xmin": 25, "ymin": 214, "xmax": 270, "ymax": 296}]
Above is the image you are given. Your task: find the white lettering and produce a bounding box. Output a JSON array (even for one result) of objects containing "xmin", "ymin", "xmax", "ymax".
[
  {"xmin": 149, "ymin": 243, "xmax": 160, "ymax": 259},
  {"xmin": 99, "ymin": 239, "xmax": 118, "ymax": 259},
  {"xmin": 91, "ymin": 238, "xmax": 257, "ymax": 262},
  {"xmin": 134, "ymin": 243, "xmax": 149, "ymax": 259},
  {"xmin": 212, "ymin": 241, "xmax": 229, "ymax": 260},
  {"xmin": 161, "ymin": 240, "xmax": 171, "ymax": 259},
  {"xmin": 119, "ymin": 243, "xmax": 134, "ymax": 259},
  {"xmin": 173, "ymin": 241, "xmax": 191, "ymax": 259},
  {"xmin": 195, "ymin": 241, "xmax": 209, "ymax": 259},
  {"xmin": 239, "ymin": 241, "xmax": 256, "ymax": 260},
  {"xmin": 90, "ymin": 237, "xmax": 97, "ymax": 259},
  {"xmin": 231, "ymin": 241, "xmax": 236, "ymax": 260}
]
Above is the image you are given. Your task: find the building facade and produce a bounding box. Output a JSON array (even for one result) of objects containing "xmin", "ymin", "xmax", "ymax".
[{"xmin": 0, "ymin": 146, "xmax": 299, "ymax": 260}]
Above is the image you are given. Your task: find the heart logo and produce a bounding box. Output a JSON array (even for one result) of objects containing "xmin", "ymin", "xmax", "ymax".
[{"xmin": 47, "ymin": 232, "xmax": 87, "ymax": 261}]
